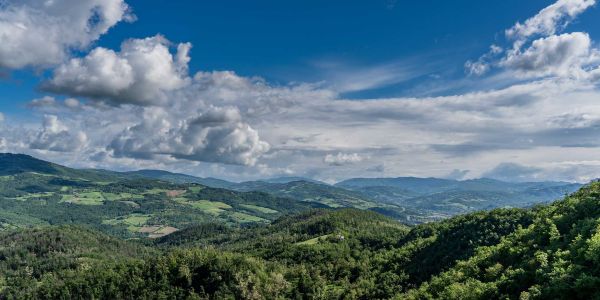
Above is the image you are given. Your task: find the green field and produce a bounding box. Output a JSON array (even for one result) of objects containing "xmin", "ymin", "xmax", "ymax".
[
  {"xmin": 296, "ymin": 234, "xmax": 332, "ymax": 246},
  {"xmin": 188, "ymin": 186, "xmax": 204, "ymax": 193},
  {"xmin": 228, "ymin": 212, "xmax": 268, "ymax": 223},
  {"xmin": 177, "ymin": 199, "xmax": 232, "ymax": 215},
  {"xmin": 240, "ymin": 204, "xmax": 278, "ymax": 214},
  {"xmin": 102, "ymin": 214, "xmax": 152, "ymax": 232},
  {"xmin": 102, "ymin": 192, "xmax": 144, "ymax": 201},
  {"xmin": 60, "ymin": 191, "xmax": 105, "ymax": 205}
]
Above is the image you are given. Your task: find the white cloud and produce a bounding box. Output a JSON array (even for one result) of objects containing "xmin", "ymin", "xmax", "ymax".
[
  {"xmin": 0, "ymin": 112, "xmax": 4, "ymax": 122},
  {"xmin": 465, "ymin": 60, "xmax": 490, "ymax": 76},
  {"xmin": 324, "ymin": 152, "xmax": 366, "ymax": 166},
  {"xmin": 0, "ymin": 0, "xmax": 133, "ymax": 69},
  {"xmin": 28, "ymin": 96, "xmax": 58, "ymax": 108},
  {"xmin": 465, "ymin": 45, "xmax": 503, "ymax": 76},
  {"xmin": 44, "ymin": 35, "xmax": 191, "ymax": 106},
  {"xmin": 502, "ymin": 32, "xmax": 593, "ymax": 77},
  {"xmin": 467, "ymin": 0, "xmax": 598, "ymax": 78},
  {"xmin": 505, "ymin": 0, "xmax": 595, "ymax": 42},
  {"xmin": 482, "ymin": 162, "xmax": 543, "ymax": 182},
  {"xmin": 29, "ymin": 115, "xmax": 88, "ymax": 152},
  {"xmin": 109, "ymin": 106, "xmax": 270, "ymax": 166},
  {"xmin": 64, "ymin": 98, "xmax": 80, "ymax": 108},
  {"xmin": 2, "ymin": 68, "xmax": 599, "ymax": 182},
  {"xmin": 27, "ymin": 96, "xmax": 83, "ymax": 113}
]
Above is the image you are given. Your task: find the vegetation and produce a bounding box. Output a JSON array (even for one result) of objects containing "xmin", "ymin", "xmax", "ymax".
[
  {"xmin": 0, "ymin": 154, "xmax": 326, "ymax": 238},
  {"xmin": 1, "ymin": 154, "xmax": 600, "ymax": 298}
]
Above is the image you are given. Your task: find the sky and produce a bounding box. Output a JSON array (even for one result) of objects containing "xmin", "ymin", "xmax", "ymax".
[{"xmin": 0, "ymin": 0, "xmax": 599, "ymax": 183}]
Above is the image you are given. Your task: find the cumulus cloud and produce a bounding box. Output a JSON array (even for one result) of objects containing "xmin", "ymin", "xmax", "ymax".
[
  {"xmin": 0, "ymin": 0, "xmax": 133, "ymax": 69},
  {"xmin": 502, "ymin": 32, "xmax": 593, "ymax": 77},
  {"xmin": 29, "ymin": 115, "xmax": 88, "ymax": 152},
  {"xmin": 27, "ymin": 96, "xmax": 82, "ymax": 113},
  {"xmin": 0, "ymin": 112, "xmax": 4, "ymax": 122},
  {"xmin": 467, "ymin": 0, "xmax": 598, "ymax": 78},
  {"xmin": 505, "ymin": 0, "xmax": 595, "ymax": 42},
  {"xmin": 465, "ymin": 45, "xmax": 503, "ymax": 76},
  {"xmin": 189, "ymin": 71, "xmax": 334, "ymax": 117},
  {"xmin": 44, "ymin": 35, "xmax": 191, "ymax": 106},
  {"xmin": 2, "ymin": 65, "xmax": 600, "ymax": 182},
  {"xmin": 324, "ymin": 152, "xmax": 366, "ymax": 166},
  {"xmin": 28, "ymin": 96, "xmax": 57, "ymax": 108},
  {"xmin": 109, "ymin": 106, "xmax": 270, "ymax": 165}
]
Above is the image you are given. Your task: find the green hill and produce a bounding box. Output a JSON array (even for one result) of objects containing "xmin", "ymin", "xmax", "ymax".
[
  {"xmin": 3, "ymin": 182, "xmax": 600, "ymax": 298},
  {"xmin": 337, "ymin": 176, "xmax": 581, "ymax": 220},
  {"xmin": 0, "ymin": 225, "xmax": 154, "ymax": 298},
  {"xmin": 404, "ymin": 181, "xmax": 600, "ymax": 299},
  {"xmin": 2, "ymin": 153, "xmax": 600, "ymax": 298},
  {"xmin": 0, "ymin": 154, "xmax": 326, "ymax": 237}
]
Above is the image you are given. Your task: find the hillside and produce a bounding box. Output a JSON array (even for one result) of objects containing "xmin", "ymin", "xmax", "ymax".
[
  {"xmin": 88, "ymin": 159, "xmax": 581, "ymax": 224},
  {"xmin": 0, "ymin": 154, "xmax": 330, "ymax": 238},
  {"xmin": 0, "ymin": 225, "xmax": 154, "ymax": 298},
  {"xmin": 122, "ymin": 166, "xmax": 581, "ymax": 223},
  {"xmin": 0, "ymin": 153, "xmax": 596, "ymax": 298},
  {"xmin": 404, "ymin": 180, "xmax": 600, "ymax": 299},
  {"xmin": 125, "ymin": 169, "xmax": 578, "ymax": 223},
  {"xmin": 2, "ymin": 182, "xmax": 600, "ymax": 298}
]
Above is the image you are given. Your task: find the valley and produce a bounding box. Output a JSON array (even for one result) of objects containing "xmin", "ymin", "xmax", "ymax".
[{"xmin": 0, "ymin": 153, "xmax": 596, "ymax": 299}]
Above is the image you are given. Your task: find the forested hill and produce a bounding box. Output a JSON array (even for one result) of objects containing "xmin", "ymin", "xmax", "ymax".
[
  {"xmin": 0, "ymin": 153, "xmax": 580, "ymax": 226},
  {"xmin": 123, "ymin": 162, "xmax": 583, "ymax": 222},
  {"xmin": 2, "ymin": 182, "xmax": 600, "ymax": 298}
]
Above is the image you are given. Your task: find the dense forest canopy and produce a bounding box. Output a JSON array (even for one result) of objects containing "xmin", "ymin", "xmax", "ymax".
[
  {"xmin": 0, "ymin": 154, "xmax": 598, "ymax": 299},
  {"xmin": 1, "ymin": 181, "xmax": 599, "ymax": 298}
]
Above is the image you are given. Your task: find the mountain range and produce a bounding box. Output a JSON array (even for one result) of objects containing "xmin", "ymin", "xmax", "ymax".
[
  {"xmin": 0, "ymin": 153, "xmax": 583, "ymax": 227},
  {"xmin": 1, "ymin": 152, "xmax": 600, "ymax": 298},
  {"xmin": 120, "ymin": 161, "xmax": 583, "ymax": 222}
]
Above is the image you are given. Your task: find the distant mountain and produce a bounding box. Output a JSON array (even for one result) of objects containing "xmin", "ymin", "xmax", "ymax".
[
  {"xmin": 122, "ymin": 169, "xmax": 237, "ymax": 189},
  {"xmin": 0, "ymin": 153, "xmax": 125, "ymax": 182},
  {"xmin": 0, "ymin": 153, "xmax": 584, "ymax": 226},
  {"xmin": 0, "ymin": 153, "xmax": 63, "ymax": 176},
  {"xmin": 0, "ymin": 153, "xmax": 328, "ymax": 237},
  {"xmin": 120, "ymin": 168, "xmax": 583, "ymax": 222},
  {"xmin": 119, "ymin": 171, "xmax": 417, "ymax": 221},
  {"xmin": 336, "ymin": 177, "xmax": 457, "ymax": 194},
  {"xmin": 261, "ymin": 176, "xmax": 326, "ymax": 184},
  {"xmin": 336, "ymin": 176, "xmax": 582, "ymax": 219},
  {"xmin": 233, "ymin": 180, "xmax": 382, "ymax": 207}
]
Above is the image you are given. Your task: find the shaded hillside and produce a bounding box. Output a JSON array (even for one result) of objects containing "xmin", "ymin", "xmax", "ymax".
[
  {"xmin": 404, "ymin": 181, "xmax": 600, "ymax": 299},
  {"xmin": 1, "ymin": 205, "xmax": 538, "ymax": 298},
  {"xmin": 0, "ymin": 226, "xmax": 154, "ymax": 298}
]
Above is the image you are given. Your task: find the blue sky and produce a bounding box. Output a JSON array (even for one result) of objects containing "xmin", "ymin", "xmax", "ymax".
[
  {"xmin": 1, "ymin": 0, "xmax": 600, "ymax": 182},
  {"xmin": 5, "ymin": 0, "xmax": 598, "ymax": 110}
]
